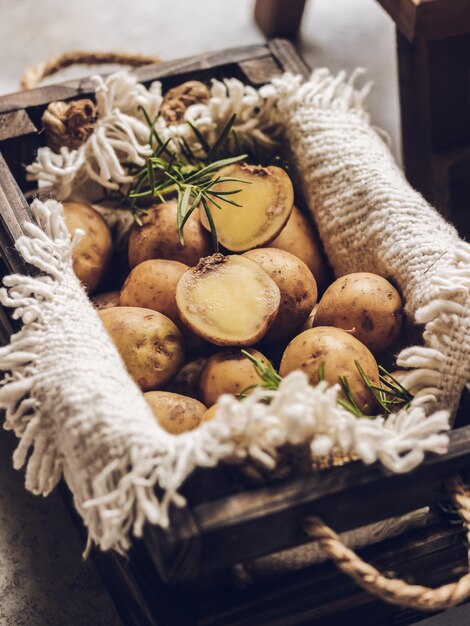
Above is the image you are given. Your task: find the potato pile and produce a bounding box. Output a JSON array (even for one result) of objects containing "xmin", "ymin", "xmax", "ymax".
[{"xmin": 65, "ymin": 158, "xmax": 405, "ymax": 434}]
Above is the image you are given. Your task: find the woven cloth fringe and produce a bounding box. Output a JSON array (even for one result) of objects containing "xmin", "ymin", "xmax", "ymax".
[{"xmin": 0, "ymin": 69, "xmax": 468, "ymax": 553}]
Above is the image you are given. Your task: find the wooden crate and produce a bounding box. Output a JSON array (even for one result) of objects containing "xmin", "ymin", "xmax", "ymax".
[{"xmin": 1, "ymin": 39, "xmax": 470, "ymax": 626}]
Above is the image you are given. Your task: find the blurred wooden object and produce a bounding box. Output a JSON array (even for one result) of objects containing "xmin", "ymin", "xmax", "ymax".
[
  {"xmin": 254, "ymin": 0, "xmax": 307, "ymax": 38},
  {"xmin": 378, "ymin": 0, "xmax": 470, "ymax": 235},
  {"xmin": 254, "ymin": 0, "xmax": 470, "ymax": 236}
]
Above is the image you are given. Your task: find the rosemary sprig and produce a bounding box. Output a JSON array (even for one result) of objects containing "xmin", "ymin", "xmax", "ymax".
[
  {"xmin": 241, "ymin": 352, "xmax": 413, "ymax": 419},
  {"xmin": 237, "ymin": 350, "xmax": 282, "ymax": 399},
  {"xmin": 128, "ymin": 111, "xmax": 250, "ymax": 250},
  {"xmin": 355, "ymin": 361, "xmax": 413, "ymax": 415}
]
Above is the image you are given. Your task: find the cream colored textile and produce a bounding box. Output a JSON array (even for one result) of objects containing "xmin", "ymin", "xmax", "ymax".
[{"xmin": 0, "ymin": 70, "xmax": 465, "ymax": 553}]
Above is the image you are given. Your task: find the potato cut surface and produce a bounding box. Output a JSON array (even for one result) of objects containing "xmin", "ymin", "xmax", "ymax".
[
  {"xmin": 199, "ymin": 163, "xmax": 294, "ymax": 251},
  {"xmin": 176, "ymin": 254, "xmax": 280, "ymax": 345}
]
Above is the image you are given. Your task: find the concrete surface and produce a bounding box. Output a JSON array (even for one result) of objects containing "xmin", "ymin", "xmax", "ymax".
[{"xmin": 0, "ymin": 0, "xmax": 467, "ymax": 624}]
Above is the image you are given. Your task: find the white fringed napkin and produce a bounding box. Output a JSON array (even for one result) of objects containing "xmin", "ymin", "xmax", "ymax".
[{"xmin": 0, "ymin": 69, "xmax": 468, "ymax": 553}]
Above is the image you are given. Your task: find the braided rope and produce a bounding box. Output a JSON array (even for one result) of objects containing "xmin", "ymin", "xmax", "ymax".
[
  {"xmin": 303, "ymin": 474, "xmax": 470, "ymax": 611},
  {"xmin": 20, "ymin": 50, "xmax": 162, "ymax": 90}
]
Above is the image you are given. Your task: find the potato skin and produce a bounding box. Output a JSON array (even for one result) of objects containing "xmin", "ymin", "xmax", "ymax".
[
  {"xmin": 165, "ymin": 358, "xmax": 207, "ymax": 399},
  {"xmin": 315, "ymin": 273, "xmax": 403, "ymax": 353},
  {"xmin": 63, "ymin": 201, "xmax": 112, "ymax": 294},
  {"xmin": 279, "ymin": 327, "xmax": 379, "ymax": 414},
  {"xmin": 119, "ymin": 259, "xmax": 188, "ymax": 324},
  {"xmin": 201, "ymin": 403, "xmax": 219, "ymax": 423},
  {"xmin": 199, "ymin": 349, "xmax": 269, "ymax": 407},
  {"xmin": 270, "ymin": 206, "xmax": 329, "ymax": 288},
  {"xmin": 128, "ymin": 202, "xmax": 211, "ymax": 268},
  {"xmin": 92, "ymin": 291, "xmax": 120, "ymax": 311},
  {"xmin": 99, "ymin": 306, "xmax": 184, "ymax": 391},
  {"xmin": 144, "ymin": 391, "xmax": 206, "ymax": 434},
  {"xmin": 243, "ymin": 248, "xmax": 317, "ymax": 343}
]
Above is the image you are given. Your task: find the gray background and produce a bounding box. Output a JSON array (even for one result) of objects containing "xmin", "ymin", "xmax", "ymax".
[{"xmin": 0, "ymin": 0, "xmax": 468, "ymax": 624}]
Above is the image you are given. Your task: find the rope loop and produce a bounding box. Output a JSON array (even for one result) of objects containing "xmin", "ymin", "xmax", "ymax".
[
  {"xmin": 20, "ymin": 50, "xmax": 162, "ymax": 90},
  {"xmin": 303, "ymin": 474, "xmax": 470, "ymax": 611}
]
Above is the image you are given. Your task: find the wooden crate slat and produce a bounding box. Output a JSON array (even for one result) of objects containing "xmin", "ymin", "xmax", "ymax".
[
  {"xmin": 192, "ymin": 523, "xmax": 467, "ymax": 626},
  {"xmin": 0, "ymin": 109, "xmax": 37, "ymax": 141},
  {"xmin": 0, "ymin": 44, "xmax": 273, "ymax": 115},
  {"xmin": 0, "ymin": 152, "xmax": 34, "ymax": 274},
  {"xmin": 143, "ymin": 426, "xmax": 470, "ymax": 581}
]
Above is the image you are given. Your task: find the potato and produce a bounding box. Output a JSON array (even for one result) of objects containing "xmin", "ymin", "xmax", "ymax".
[
  {"xmin": 119, "ymin": 259, "xmax": 188, "ymax": 324},
  {"xmin": 144, "ymin": 391, "xmax": 206, "ymax": 434},
  {"xmin": 270, "ymin": 206, "xmax": 329, "ymax": 288},
  {"xmin": 279, "ymin": 327, "xmax": 379, "ymax": 414},
  {"xmin": 92, "ymin": 291, "xmax": 120, "ymax": 311},
  {"xmin": 63, "ymin": 201, "xmax": 112, "ymax": 294},
  {"xmin": 128, "ymin": 202, "xmax": 211, "ymax": 268},
  {"xmin": 176, "ymin": 253, "xmax": 280, "ymax": 346},
  {"xmin": 165, "ymin": 358, "xmax": 207, "ymax": 399},
  {"xmin": 315, "ymin": 273, "xmax": 403, "ymax": 353},
  {"xmin": 99, "ymin": 306, "xmax": 184, "ymax": 391},
  {"xmin": 301, "ymin": 304, "xmax": 318, "ymax": 332},
  {"xmin": 201, "ymin": 403, "xmax": 219, "ymax": 423},
  {"xmin": 199, "ymin": 163, "xmax": 294, "ymax": 252},
  {"xmin": 199, "ymin": 349, "xmax": 270, "ymax": 407},
  {"xmin": 242, "ymin": 248, "xmax": 317, "ymax": 343}
]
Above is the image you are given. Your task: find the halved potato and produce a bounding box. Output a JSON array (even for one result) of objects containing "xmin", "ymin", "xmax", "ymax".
[
  {"xmin": 199, "ymin": 163, "xmax": 294, "ymax": 252},
  {"xmin": 176, "ymin": 253, "xmax": 280, "ymax": 346}
]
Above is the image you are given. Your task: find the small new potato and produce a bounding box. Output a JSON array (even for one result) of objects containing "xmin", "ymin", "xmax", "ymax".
[
  {"xmin": 270, "ymin": 206, "xmax": 329, "ymax": 288},
  {"xmin": 165, "ymin": 358, "xmax": 207, "ymax": 399},
  {"xmin": 99, "ymin": 306, "xmax": 184, "ymax": 391},
  {"xmin": 199, "ymin": 349, "xmax": 270, "ymax": 407},
  {"xmin": 119, "ymin": 259, "xmax": 189, "ymax": 324},
  {"xmin": 176, "ymin": 253, "xmax": 281, "ymax": 346},
  {"xmin": 144, "ymin": 391, "xmax": 206, "ymax": 434},
  {"xmin": 128, "ymin": 202, "xmax": 211, "ymax": 268},
  {"xmin": 63, "ymin": 201, "xmax": 112, "ymax": 294},
  {"xmin": 315, "ymin": 272, "xmax": 403, "ymax": 353},
  {"xmin": 92, "ymin": 291, "xmax": 120, "ymax": 311},
  {"xmin": 199, "ymin": 163, "xmax": 294, "ymax": 252},
  {"xmin": 279, "ymin": 327, "xmax": 380, "ymax": 414},
  {"xmin": 243, "ymin": 248, "xmax": 317, "ymax": 343},
  {"xmin": 201, "ymin": 404, "xmax": 219, "ymax": 423}
]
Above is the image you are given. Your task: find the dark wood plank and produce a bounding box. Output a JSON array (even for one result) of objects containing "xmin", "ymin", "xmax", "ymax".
[
  {"xmin": 0, "ymin": 152, "xmax": 34, "ymax": 274},
  {"xmin": 145, "ymin": 426, "xmax": 470, "ymax": 581},
  {"xmin": 396, "ymin": 28, "xmax": 470, "ymax": 235},
  {"xmin": 0, "ymin": 44, "xmax": 271, "ymax": 114},
  {"xmin": 267, "ymin": 39, "xmax": 310, "ymax": 78},
  {"xmin": 376, "ymin": 0, "xmax": 470, "ymax": 42},
  {"xmin": 191, "ymin": 522, "xmax": 468, "ymax": 626},
  {"xmin": 0, "ymin": 110, "xmax": 37, "ymax": 141},
  {"xmin": 238, "ymin": 57, "xmax": 283, "ymax": 85}
]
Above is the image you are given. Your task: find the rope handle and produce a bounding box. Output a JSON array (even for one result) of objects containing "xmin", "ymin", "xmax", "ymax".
[
  {"xmin": 20, "ymin": 50, "xmax": 162, "ymax": 90},
  {"xmin": 303, "ymin": 474, "xmax": 470, "ymax": 611}
]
